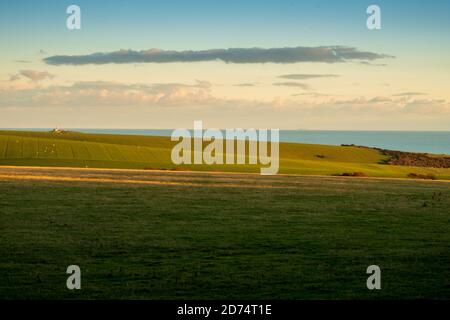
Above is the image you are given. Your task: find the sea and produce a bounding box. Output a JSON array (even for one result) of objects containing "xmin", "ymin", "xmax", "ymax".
[{"xmin": 4, "ymin": 129, "xmax": 450, "ymax": 155}]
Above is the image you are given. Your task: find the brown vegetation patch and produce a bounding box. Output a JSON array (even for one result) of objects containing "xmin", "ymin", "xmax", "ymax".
[
  {"xmin": 336, "ymin": 172, "xmax": 367, "ymax": 177},
  {"xmin": 407, "ymin": 173, "xmax": 437, "ymax": 180},
  {"xmin": 341, "ymin": 144, "xmax": 450, "ymax": 169},
  {"xmin": 381, "ymin": 150, "xmax": 450, "ymax": 168}
]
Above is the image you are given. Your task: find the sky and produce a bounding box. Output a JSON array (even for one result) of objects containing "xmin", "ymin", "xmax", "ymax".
[{"xmin": 1, "ymin": 0, "xmax": 450, "ymax": 130}]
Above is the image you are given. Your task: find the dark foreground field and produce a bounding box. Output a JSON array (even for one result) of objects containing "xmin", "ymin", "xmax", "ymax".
[{"xmin": 1, "ymin": 166, "xmax": 450, "ymax": 299}]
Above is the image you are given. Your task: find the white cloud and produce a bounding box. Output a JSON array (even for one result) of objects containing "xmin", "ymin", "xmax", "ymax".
[
  {"xmin": 0, "ymin": 80, "xmax": 213, "ymax": 108},
  {"xmin": 403, "ymin": 99, "xmax": 450, "ymax": 114},
  {"xmin": 9, "ymin": 70, "xmax": 55, "ymax": 82},
  {"xmin": 1, "ymin": 80, "xmax": 449, "ymax": 119}
]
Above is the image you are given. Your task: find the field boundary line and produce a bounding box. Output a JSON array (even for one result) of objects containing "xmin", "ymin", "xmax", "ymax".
[
  {"xmin": 0, "ymin": 173, "xmax": 299, "ymax": 189},
  {"xmin": 0, "ymin": 165, "xmax": 449, "ymax": 184}
]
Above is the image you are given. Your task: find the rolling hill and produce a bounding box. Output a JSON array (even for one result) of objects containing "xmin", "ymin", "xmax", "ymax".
[{"xmin": 1, "ymin": 130, "xmax": 450, "ymax": 180}]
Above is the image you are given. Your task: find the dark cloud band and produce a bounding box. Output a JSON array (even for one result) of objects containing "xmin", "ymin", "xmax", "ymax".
[{"xmin": 44, "ymin": 46, "xmax": 393, "ymax": 65}]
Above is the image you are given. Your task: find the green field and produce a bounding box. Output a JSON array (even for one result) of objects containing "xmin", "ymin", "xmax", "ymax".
[
  {"xmin": 1, "ymin": 130, "xmax": 450, "ymax": 179},
  {"xmin": 0, "ymin": 167, "xmax": 449, "ymax": 299},
  {"xmin": 1, "ymin": 131, "xmax": 450, "ymax": 299}
]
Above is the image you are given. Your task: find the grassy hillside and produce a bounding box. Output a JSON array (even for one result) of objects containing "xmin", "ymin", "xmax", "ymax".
[{"xmin": 1, "ymin": 130, "xmax": 450, "ymax": 179}]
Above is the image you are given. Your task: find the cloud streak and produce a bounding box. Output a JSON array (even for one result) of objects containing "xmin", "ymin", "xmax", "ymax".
[
  {"xmin": 279, "ymin": 74, "xmax": 339, "ymax": 80},
  {"xmin": 273, "ymin": 82, "xmax": 310, "ymax": 90},
  {"xmin": 234, "ymin": 83, "xmax": 257, "ymax": 87},
  {"xmin": 43, "ymin": 46, "xmax": 393, "ymax": 65},
  {"xmin": 392, "ymin": 92, "xmax": 427, "ymax": 97},
  {"xmin": 0, "ymin": 80, "xmax": 213, "ymax": 108}
]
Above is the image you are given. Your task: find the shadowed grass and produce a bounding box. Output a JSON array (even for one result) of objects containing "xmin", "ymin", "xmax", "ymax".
[{"xmin": 0, "ymin": 167, "xmax": 449, "ymax": 299}]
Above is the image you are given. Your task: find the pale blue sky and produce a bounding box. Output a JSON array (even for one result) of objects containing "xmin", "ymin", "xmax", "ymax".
[
  {"xmin": 1, "ymin": 0, "xmax": 450, "ymax": 55},
  {"xmin": 1, "ymin": 0, "xmax": 450, "ymax": 129}
]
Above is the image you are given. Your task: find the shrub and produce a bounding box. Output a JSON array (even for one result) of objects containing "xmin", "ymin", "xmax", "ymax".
[
  {"xmin": 338, "ymin": 172, "xmax": 367, "ymax": 177},
  {"xmin": 407, "ymin": 173, "xmax": 437, "ymax": 180}
]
